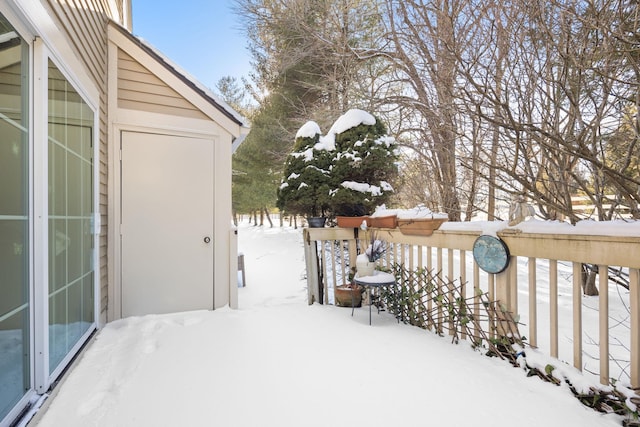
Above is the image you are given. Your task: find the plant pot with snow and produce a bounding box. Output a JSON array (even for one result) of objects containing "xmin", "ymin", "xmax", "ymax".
[
  {"xmin": 336, "ymin": 216, "xmax": 369, "ymax": 228},
  {"xmin": 334, "ymin": 283, "xmax": 364, "ymax": 307},
  {"xmin": 368, "ymin": 214, "xmax": 397, "ymax": 229},
  {"xmin": 397, "ymin": 217, "xmax": 448, "ymax": 236},
  {"xmin": 389, "ymin": 205, "xmax": 449, "ymax": 236}
]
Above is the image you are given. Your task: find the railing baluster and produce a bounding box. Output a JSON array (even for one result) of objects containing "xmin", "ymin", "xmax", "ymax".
[
  {"xmin": 528, "ymin": 258, "xmax": 537, "ymax": 348},
  {"xmin": 460, "ymin": 250, "xmax": 467, "ymax": 340},
  {"xmin": 348, "ymin": 238, "xmax": 357, "ymax": 276},
  {"xmin": 331, "ymin": 240, "xmax": 337, "ymax": 296},
  {"xmin": 409, "ymin": 243, "xmax": 415, "ymax": 272},
  {"xmin": 473, "ymin": 263, "xmax": 480, "ymax": 345},
  {"xmin": 401, "ymin": 243, "xmax": 407, "ymax": 269},
  {"xmin": 339, "ymin": 240, "xmax": 344, "ymax": 285},
  {"xmin": 510, "ymin": 256, "xmax": 518, "ymax": 317},
  {"xmin": 550, "ymin": 260, "xmax": 558, "ymax": 358},
  {"xmin": 599, "ymin": 265, "xmax": 609, "ymax": 385},
  {"xmin": 572, "ymin": 262, "xmax": 583, "ymax": 371},
  {"xmin": 427, "ymin": 246, "xmax": 434, "ymax": 330},
  {"xmin": 448, "ymin": 248, "xmax": 455, "ymax": 335},
  {"xmin": 437, "ymin": 247, "xmax": 443, "ymax": 334},
  {"xmin": 488, "ymin": 273, "xmax": 495, "ymax": 339},
  {"xmin": 321, "ymin": 239, "xmax": 329, "ymax": 305}
]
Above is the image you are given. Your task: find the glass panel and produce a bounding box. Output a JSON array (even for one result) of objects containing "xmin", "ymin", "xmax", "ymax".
[
  {"xmin": 0, "ymin": 13, "xmax": 30, "ymax": 422},
  {"xmin": 48, "ymin": 60, "xmax": 94, "ymax": 375}
]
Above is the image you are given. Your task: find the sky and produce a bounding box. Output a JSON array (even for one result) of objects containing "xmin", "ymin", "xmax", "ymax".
[{"xmin": 131, "ymin": 0, "xmax": 252, "ymax": 92}]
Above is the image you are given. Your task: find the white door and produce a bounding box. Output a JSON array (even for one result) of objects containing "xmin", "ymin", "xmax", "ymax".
[{"xmin": 121, "ymin": 131, "xmax": 214, "ymax": 317}]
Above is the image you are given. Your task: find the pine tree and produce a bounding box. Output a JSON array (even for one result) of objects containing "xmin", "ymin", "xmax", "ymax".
[
  {"xmin": 277, "ymin": 122, "xmax": 332, "ymax": 218},
  {"xmin": 329, "ymin": 112, "xmax": 399, "ymax": 216},
  {"xmin": 277, "ymin": 110, "xmax": 399, "ymax": 219},
  {"xmin": 232, "ymin": 96, "xmax": 290, "ymax": 217}
]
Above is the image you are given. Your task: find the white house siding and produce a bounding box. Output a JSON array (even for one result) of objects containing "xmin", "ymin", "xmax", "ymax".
[{"xmin": 117, "ymin": 48, "xmax": 209, "ymax": 120}]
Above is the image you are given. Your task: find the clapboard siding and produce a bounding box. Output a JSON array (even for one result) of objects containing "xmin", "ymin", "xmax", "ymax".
[
  {"xmin": 118, "ymin": 78, "xmax": 183, "ymax": 98},
  {"xmin": 47, "ymin": 0, "xmax": 107, "ymax": 89},
  {"xmin": 117, "ymin": 49, "xmax": 208, "ymax": 120},
  {"xmin": 44, "ymin": 0, "xmax": 126, "ymax": 320}
]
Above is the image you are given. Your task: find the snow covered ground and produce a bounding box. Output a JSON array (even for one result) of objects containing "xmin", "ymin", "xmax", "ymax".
[{"xmin": 33, "ymin": 221, "xmax": 624, "ymax": 426}]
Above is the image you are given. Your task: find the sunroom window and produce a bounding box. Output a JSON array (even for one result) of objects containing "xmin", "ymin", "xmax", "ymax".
[
  {"xmin": 0, "ymin": 10, "xmax": 98, "ymax": 426},
  {"xmin": 47, "ymin": 59, "xmax": 95, "ymax": 374}
]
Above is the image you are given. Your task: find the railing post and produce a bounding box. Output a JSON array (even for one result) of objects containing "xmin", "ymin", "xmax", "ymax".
[
  {"xmin": 303, "ymin": 229, "xmax": 320, "ymax": 305},
  {"xmin": 495, "ymin": 259, "xmax": 512, "ymax": 311}
]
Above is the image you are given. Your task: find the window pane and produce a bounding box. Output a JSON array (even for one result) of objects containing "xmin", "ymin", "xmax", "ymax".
[
  {"xmin": 0, "ymin": 13, "xmax": 30, "ymax": 423},
  {"xmin": 47, "ymin": 60, "xmax": 94, "ymax": 375}
]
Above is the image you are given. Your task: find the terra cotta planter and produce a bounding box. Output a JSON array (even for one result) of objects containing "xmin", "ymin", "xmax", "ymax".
[
  {"xmin": 334, "ymin": 285, "xmax": 364, "ymax": 307},
  {"xmin": 336, "ymin": 216, "xmax": 370, "ymax": 228},
  {"xmin": 397, "ymin": 217, "xmax": 448, "ymax": 236},
  {"xmin": 369, "ymin": 214, "xmax": 397, "ymax": 229}
]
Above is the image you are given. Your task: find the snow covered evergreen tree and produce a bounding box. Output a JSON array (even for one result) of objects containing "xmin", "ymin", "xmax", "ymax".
[
  {"xmin": 276, "ymin": 121, "xmax": 332, "ymax": 218},
  {"xmin": 277, "ymin": 110, "xmax": 399, "ymax": 220},
  {"xmin": 328, "ymin": 110, "xmax": 399, "ymax": 217}
]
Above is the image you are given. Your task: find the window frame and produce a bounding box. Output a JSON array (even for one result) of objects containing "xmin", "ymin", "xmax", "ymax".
[{"xmin": 33, "ymin": 38, "xmax": 100, "ymax": 394}]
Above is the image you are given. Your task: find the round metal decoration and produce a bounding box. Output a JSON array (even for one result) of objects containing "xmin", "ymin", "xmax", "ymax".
[{"xmin": 472, "ymin": 235, "xmax": 510, "ymax": 274}]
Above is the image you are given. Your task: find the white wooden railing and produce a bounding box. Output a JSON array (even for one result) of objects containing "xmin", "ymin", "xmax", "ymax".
[{"xmin": 303, "ymin": 225, "xmax": 640, "ymax": 389}]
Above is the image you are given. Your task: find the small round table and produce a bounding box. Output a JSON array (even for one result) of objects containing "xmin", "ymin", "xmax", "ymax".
[{"xmin": 353, "ymin": 271, "xmax": 396, "ymax": 325}]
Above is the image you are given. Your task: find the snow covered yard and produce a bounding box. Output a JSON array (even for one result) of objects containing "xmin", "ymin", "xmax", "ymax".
[{"xmin": 33, "ymin": 222, "xmax": 623, "ymax": 426}]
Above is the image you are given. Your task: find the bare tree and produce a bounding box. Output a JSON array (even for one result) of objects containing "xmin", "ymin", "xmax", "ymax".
[
  {"xmin": 451, "ymin": 0, "xmax": 639, "ymax": 224},
  {"xmin": 371, "ymin": 0, "xmax": 474, "ymax": 220}
]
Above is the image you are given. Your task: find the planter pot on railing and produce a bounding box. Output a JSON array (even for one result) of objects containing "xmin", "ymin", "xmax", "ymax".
[
  {"xmin": 336, "ymin": 216, "xmax": 369, "ymax": 228},
  {"xmin": 307, "ymin": 217, "xmax": 327, "ymax": 228},
  {"xmin": 369, "ymin": 214, "xmax": 397, "ymax": 229},
  {"xmin": 397, "ymin": 217, "xmax": 448, "ymax": 236}
]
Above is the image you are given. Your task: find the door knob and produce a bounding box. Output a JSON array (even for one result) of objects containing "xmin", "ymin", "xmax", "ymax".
[{"xmin": 204, "ymin": 236, "xmax": 211, "ymax": 243}]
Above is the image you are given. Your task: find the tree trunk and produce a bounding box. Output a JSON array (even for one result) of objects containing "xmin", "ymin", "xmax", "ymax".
[
  {"xmin": 264, "ymin": 207, "xmax": 274, "ymax": 228},
  {"xmin": 581, "ymin": 264, "xmax": 599, "ymax": 296}
]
